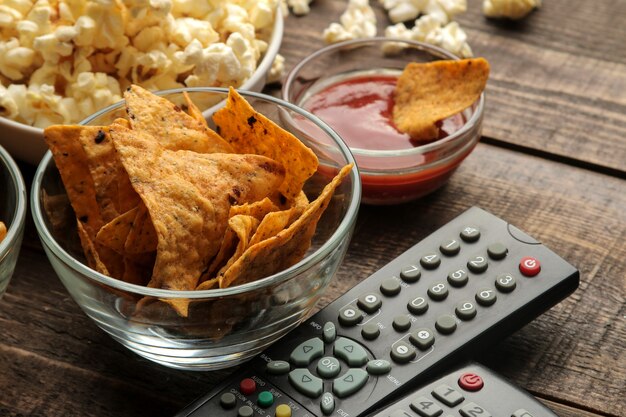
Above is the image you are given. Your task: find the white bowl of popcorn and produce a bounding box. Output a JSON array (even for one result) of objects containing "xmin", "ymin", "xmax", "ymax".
[{"xmin": 0, "ymin": 0, "xmax": 284, "ymax": 165}]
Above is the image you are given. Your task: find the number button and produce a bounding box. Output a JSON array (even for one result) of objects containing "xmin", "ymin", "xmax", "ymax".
[
  {"xmin": 459, "ymin": 402, "xmax": 492, "ymax": 417},
  {"xmin": 400, "ymin": 265, "xmax": 421, "ymax": 283},
  {"xmin": 455, "ymin": 301, "xmax": 477, "ymax": 320},
  {"xmin": 338, "ymin": 305, "xmax": 363, "ymax": 326},
  {"xmin": 460, "ymin": 226, "xmax": 480, "ymax": 242},
  {"xmin": 420, "ymin": 253, "xmax": 441, "ymax": 269},
  {"xmin": 431, "ymin": 384, "xmax": 464, "ymax": 407},
  {"xmin": 495, "ymin": 273, "xmax": 516, "ymax": 292},
  {"xmin": 427, "ymin": 282, "xmax": 448, "ymax": 301},
  {"xmin": 407, "ymin": 296, "xmax": 429, "ymax": 315},
  {"xmin": 475, "ymin": 289, "xmax": 497, "ymax": 306},
  {"xmin": 447, "ymin": 268, "xmax": 469, "ymax": 287},
  {"xmin": 439, "ymin": 239, "xmax": 460, "ymax": 256},
  {"xmin": 390, "ymin": 340, "xmax": 416, "ymax": 363},
  {"xmin": 357, "ymin": 293, "xmax": 382, "ymax": 314},
  {"xmin": 467, "ymin": 255, "xmax": 488, "ymax": 273},
  {"xmin": 410, "ymin": 396, "xmax": 443, "ymax": 417}
]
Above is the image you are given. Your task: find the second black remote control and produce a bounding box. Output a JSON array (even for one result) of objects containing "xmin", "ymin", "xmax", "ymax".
[{"xmin": 176, "ymin": 207, "xmax": 579, "ymax": 417}]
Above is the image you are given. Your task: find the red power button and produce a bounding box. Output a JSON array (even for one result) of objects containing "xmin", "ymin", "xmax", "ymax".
[
  {"xmin": 458, "ymin": 373, "xmax": 484, "ymax": 391},
  {"xmin": 519, "ymin": 256, "xmax": 541, "ymax": 277}
]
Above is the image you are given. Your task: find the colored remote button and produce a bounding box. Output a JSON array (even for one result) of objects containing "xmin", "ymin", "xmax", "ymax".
[
  {"xmin": 220, "ymin": 392, "xmax": 237, "ymax": 409},
  {"xmin": 458, "ymin": 372, "xmax": 484, "ymax": 391},
  {"xmin": 257, "ymin": 391, "xmax": 274, "ymax": 407},
  {"xmin": 290, "ymin": 337, "xmax": 324, "ymax": 366},
  {"xmin": 520, "ymin": 256, "xmax": 541, "ymax": 276},
  {"xmin": 239, "ymin": 378, "xmax": 256, "ymax": 395},
  {"xmin": 275, "ymin": 404, "xmax": 292, "ymax": 417}
]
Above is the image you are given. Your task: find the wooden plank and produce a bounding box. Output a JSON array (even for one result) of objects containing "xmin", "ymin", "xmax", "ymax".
[
  {"xmin": 278, "ymin": 0, "xmax": 626, "ymax": 172},
  {"xmin": 1, "ymin": 143, "xmax": 623, "ymax": 416}
]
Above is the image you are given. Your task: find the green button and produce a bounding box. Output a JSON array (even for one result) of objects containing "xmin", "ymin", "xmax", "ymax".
[{"xmin": 257, "ymin": 391, "xmax": 274, "ymax": 408}]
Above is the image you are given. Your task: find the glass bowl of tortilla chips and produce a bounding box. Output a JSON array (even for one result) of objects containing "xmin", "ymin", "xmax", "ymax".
[
  {"xmin": 31, "ymin": 86, "xmax": 361, "ymax": 370},
  {"xmin": 283, "ymin": 38, "xmax": 487, "ymax": 205},
  {"xmin": 0, "ymin": 144, "xmax": 27, "ymax": 299}
]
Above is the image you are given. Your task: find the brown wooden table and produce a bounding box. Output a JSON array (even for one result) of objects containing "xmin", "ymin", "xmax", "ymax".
[{"xmin": 1, "ymin": 1, "xmax": 624, "ymax": 415}]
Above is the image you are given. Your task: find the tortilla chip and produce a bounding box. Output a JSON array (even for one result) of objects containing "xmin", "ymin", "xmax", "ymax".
[
  {"xmin": 44, "ymin": 125, "xmax": 104, "ymax": 238},
  {"xmin": 122, "ymin": 254, "xmax": 155, "ymax": 286},
  {"xmin": 124, "ymin": 202, "xmax": 157, "ymax": 254},
  {"xmin": 42, "ymin": 191, "xmax": 71, "ymax": 231},
  {"xmin": 110, "ymin": 126, "xmax": 286, "ymax": 316},
  {"xmin": 205, "ymin": 215, "xmax": 260, "ymax": 280},
  {"xmin": 76, "ymin": 219, "xmax": 109, "ymax": 275},
  {"xmin": 219, "ymin": 164, "xmax": 353, "ymax": 288},
  {"xmin": 0, "ymin": 222, "xmax": 7, "ymax": 243},
  {"xmin": 183, "ymin": 91, "xmax": 208, "ymax": 128},
  {"xmin": 213, "ymin": 87, "xmax": 319, "ymax": 199},
  {"xmin": 96, "ymin": 207, "xmax": 138, "ymax": 254},
  {"xmin": 124, "ymin": 85, "xmax": 233, "ymax": 153},
  {"xmin": 196, "ymin": 277, "xmax": 219, "ymax": 291},
  {"xmin": 228, "ymin": 197, "xmax": 279, "ymax": 221},
  {"xmin": 393, "ymin": 58, "xmax": 490, "ymax": 141}
]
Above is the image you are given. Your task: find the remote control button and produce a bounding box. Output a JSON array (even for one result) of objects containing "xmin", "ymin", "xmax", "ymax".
[
  {"xmin": 409, "ymin": 328, "xmax": 435, "ymax": 350},
  {"xmin": 380, "ymin": 277, "xmax": 402, "ymax": 296},
  {"xmin": 333, "ymin": 368, "xmax": 369, "ymax": 398},
  {"xmin": 239, "ymin": 378, "xmax": 256, "ymax": 395},
  {"xmin": 275, "ymin": 404, "xmax": 292, "ymax": 417},
  {"xmin": 289, "ymin": 369, "xmax": 323, "ymax": 398},
  {"xmin": 290, "ymin": 337, "xmax": 324, "ymax": 366},
  {"xmin": 460, "ymin": 226, "xmax": 480, "ymax": 242},
  {"xmin": 487, "ymin": 243, "xmax": 508, "ymax": 260},
  {"xmin": 410, "ymin": 396, "xmax": 444, "ymax": 417},
  {"xmin": 257, "ymin": 391, "xmax": 274, "ymax": 408},
  {"xmin": 458, "ymin": 373, "xmax": 484, "ymax": 391},
  {"xmin": 334, "ymin": 337, "xmax": 368, "ymax": 366},
  {"xmin": 267, "ymin": 360, "xmax": 290, "ymax": 375},
  {"xmin": 455, "ymin": 301, "xmax": 477, "ymax": 320},
  {"xmin": 520, "ymin": 256, "xmax": 541, "ymax": 276},
  {"xmin": 475, "ymin": 289, "xmax": 497, "ymax": 306},
  {"xmin": 427, "ymin": 282, "xmax": 448, "ymax": 301},
  {"xmin": 361, "ymin": 322, "xmax": 380, "ymax": 340},
  {"xmin": 391, "ymin": 340, "xmax": 416, "ymax": 363},
  {"xmin": 431, "ymin": 384, "xmax": 464, "ymax": 406},
  {"xmin": 467, "ymin": 255, "xmax": 488, "ymax": 273},
  {"xmin": 238, "ymin": 405, "xmax": 254, "ymax": 417},
  {"xmin": 317, "ymin": 357, "xmax": 341, "ymax": 379},
  {"xmin": 495, "ymin": 273, "xmax": 517, "ymax": 292},
  {"xmin": 338, "ymin": 305, "xmax": 363, "ymax": 326},
  {"xmin": 512, "ymin": 409, "xmax": 535, "ymax": 417},
  {"xmin": 220, "ymin": 392, "xmax": 237, "ymax": 409},
  {"xmin": 323, "ymin": 322, "xmax": 337, "ymax": 343},
  {"xmin": 440, "ymin": 238, "xmax": 460, "ymax": 256},
  {"xmin": 407, "ymin": 296, "xmax": 429, "ymax": 315},
  {"xmin": 357, "ymin": 293, "xmax": 382, "ymax": 314},
  {"xmin": 320, "ymin": 392, "xmax": 335, "ymax": 416},
  {"xmin": 393, "ymin": 315, "xmax": 412, "ymax": 332},
  {"xmin": 366, "ymin": 359, "xmax": 391, "ymax": 375},
  {"xmin": 435, "ymin": 315, "xmax": 457, "ymax": 334},
  {"xmin": 459, "ymin": 402, "xmax": 491, "ymax": 417},
  {"xmin": 420, "ymin": 253, "xmax": 441, "ymax": 269},
  {"xmin": 400, "ymin": 265, "xmax": 421, "ymax": 283},
  {"xmin": 389, "ymin": 410, "xmax": 412, "ymax": 417},
  {"xmin": 447, "ymin": 268, "xmax": 469, "ymax": 287}
]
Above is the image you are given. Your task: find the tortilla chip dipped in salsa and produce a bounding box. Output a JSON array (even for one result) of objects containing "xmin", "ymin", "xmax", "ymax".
[{"xmin": 42, "ymin": 86, "xmax": 353, "ymax": 318}]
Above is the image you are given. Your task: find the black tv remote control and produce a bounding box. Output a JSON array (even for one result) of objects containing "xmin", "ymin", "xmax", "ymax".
[
  {"xmin": 175, "ymin": 207, "xmax": 578, "ymax": 417},
  {"xmin": 369, "ymin": 362, "xmax": 558, "ymax": 417}
]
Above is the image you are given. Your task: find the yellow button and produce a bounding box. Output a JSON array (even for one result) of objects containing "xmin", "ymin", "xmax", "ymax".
[{"xmin": 275, "ymin": 404, "xmax": 292, "ymax": 417}]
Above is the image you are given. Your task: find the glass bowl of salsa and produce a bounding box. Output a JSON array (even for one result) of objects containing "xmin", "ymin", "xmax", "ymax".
[{"xmin": 282, "ymin": 38, "xmax": 484, "ymax": 205}]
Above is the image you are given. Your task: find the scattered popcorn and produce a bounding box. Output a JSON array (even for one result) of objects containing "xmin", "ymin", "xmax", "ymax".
[
  {"xmin": 379, "ymin": 0, "xmax": 465, "ymax": 24},
  {"xmin": 323, "ymin": 0, "xmax": 377, "ymax": 44},
  {"xmin": 483, "ymin": 0, "xmax": 541, "ymax": 19},
  {"xmin": 267, "ymin": 53, "xmax": 285, "ymax": 84},
  {"xmin": 287, "ymin": 0, "xmax": 313, "ymax": 16},
  {"xmin": 0, "ymin": 0, "xmax": 281, "ymax": 127}
]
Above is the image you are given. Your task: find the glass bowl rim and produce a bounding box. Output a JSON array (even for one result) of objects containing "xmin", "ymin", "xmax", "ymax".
[
  {"xmin": 31, "ymin": 87, "xmax": 362, "ymax": 299},
  {"xmin": 0, "ymin": 145, "xmax": 27, "ymax": 261},
  {"xmin": 282, "ymin": 37, "xmax": 485, "ymax": 159}
]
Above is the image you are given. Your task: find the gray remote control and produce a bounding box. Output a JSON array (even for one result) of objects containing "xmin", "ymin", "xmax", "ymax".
[{"xmin": 175, "ymin": 207, "xmax": 579, "ymax": 417}]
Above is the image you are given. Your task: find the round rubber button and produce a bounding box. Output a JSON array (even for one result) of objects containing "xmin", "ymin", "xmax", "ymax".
[
  {"xmin": 455, "ymin": 301, "xmax": 477, "ymax": 320},
  {"xmin": 447, "ymin": 268, "xmax": 469, "ymax": 287},
  {"xmin": 400, "ymin": 265, "xmax": 421, "ymax": 283},
  {"xmin": 275, "ymin": 404, "xmax": 292, "ymax": 417},
  {"xmin": 257, "ymin": 391, "xmax": 274, "ymax": 408},
  {"xmin": 238, "ymin": 405, "xmax": 254, "ymax": 417},
  {"xmin": 520, "ymin": 256, "xmax": 541, "ymax": 276},
  {"xmin": 338, "ymin": 305, "xmax": 363, "ymax": 326},
  {"xmin": 427, "ymin": 282, "xmax": 448, "ymax": 301},
  {"xmin": 460, "ymin": 226, "xmax": 480, "ymax": 242},
  {"xmin": 475, "ymin": 289, "xmax": 497, "ymax": 306},
  {"xmin": 467, "ymin": 255, "xmax": 488, "ymax": 273},
  {"xmin": 435, "ymin": 315, "xmax": 457, "ymax": 334},
  {"xmin": 316, "ymin": 357, "xmax": 341, "ymax": 379},
  {"xmin": 220, "ymin": 392, "xmax": 237, "ymax": 409},
  {"xmin": 239, "ymin": 378, "xmax": 256, "ymax": 395},
  {"xmin": 357, "ymin": 293, "xmax": 382, "ymax": 314},
  {"xmin": 495, "ymin": 273, "xmax": 517, "ymax": 293},
  {"xmin": 420, "ymin": 253, "xmax": 441, "ymax": 269},
  {"xmin": 407, "ymin": 296, "xmax": 429, "ymax": 315},
  {"xmin": 487, "ymin": 243, "xmax": 508, "ymax": 260},
  {"xmin": 391, "ymin": 341, "xmax": 416, "ymax": 363},
  {"xmin": 409, "ymin": 328, "xmax": 434, "ymax": 350},
  {"xmin": 393, "ymin": 315, "xmax": 412, "ymax": 332},
  {"xmin": 380, "ymin": 277, "xmax": 401, "ymax": 296},
  {"xmin": 458, "ymin": 373, "xmax": 484, "ymax": 391},
  {"xmin": 361, "ymin": 322, "xmax": 380, "ymax": 340},
  {"xmin": 440, "ymin": 239, "xmax": 461, "ymax": 256}
]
